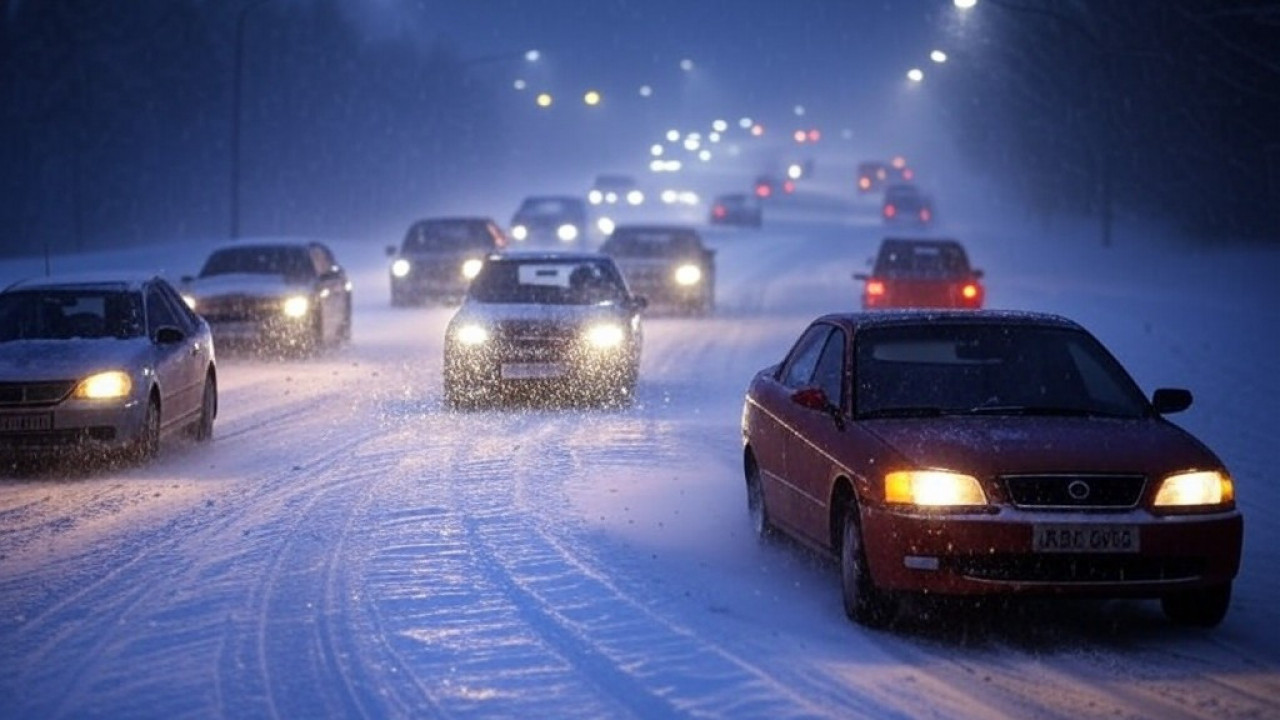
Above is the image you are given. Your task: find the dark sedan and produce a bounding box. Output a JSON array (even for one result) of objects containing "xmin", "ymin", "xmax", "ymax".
[
  {"xmin": 600, "ymin": 225, "xmax": 715, "ymax": 314},
  {"xmin": 387, "ymin": 217, "xmax": 506, "ymax": 306},
  {"xmin": 741, "ymin": 311, "xmax": 1242, "ymax": 629}
]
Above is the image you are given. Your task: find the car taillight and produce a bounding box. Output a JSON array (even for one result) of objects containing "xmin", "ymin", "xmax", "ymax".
[
  {"xmin": 866, "ymin": 280, "xmax": 886, "ymax": 296},
  {"xmin": 883, "ymin": 204, "xmax": 896, "ymax": 218},
  {"xmin": 756, "ymin": 184, "xmax": 771, "ymax": 198},
  {"xmin": 961, "ymin": 283, "xmax": 979, "ymax": 300},
  {"xmin": 783, "ymin": 180, "xmax": 796, "ymax": 194},
  {"xmin": 920, "ymin": 208, "xmax": 932, "ymax": 223},
  {"xmin": 858, "ymin": 177, "xmax": 871, "ymax": 190},
  {"xmin": 713, "ymin": 205, "xmax": 726, "ymax": 218}
]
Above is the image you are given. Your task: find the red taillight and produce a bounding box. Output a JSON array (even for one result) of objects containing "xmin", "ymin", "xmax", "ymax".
[
  {"xmin": 883, "ymin": 204, "xmax": 897, "ymax": 218},
  {"xmin": 756, "ymin": 184, "xmax": 771, "ymax": 198},
  {"xmin": 858, "ymin": 177, "xmax": 871, "ymax": 190},
  {"xmin": 902, "ymin": 168, "xmax": 914, "ymax": 181},
  {"xmin": 713, "ymin": 205, "xmax": 727, "ymax": 218},
  {"xmin": 920, "ymin": 208, "xmax": 931, "ymax": 223},
  {"xmin": 961, "ymin": 283, "xmax": 978, "ymax": 299},
  {"xmin": 783, "ymin": 180, "xmax": 796, "ymax": 194},
  {"xmin": 866, "ymin": 280, "xmax": 886, "ymax": 296}
]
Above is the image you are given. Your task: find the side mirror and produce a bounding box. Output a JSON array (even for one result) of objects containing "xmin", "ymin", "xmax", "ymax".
[
  {"xmin": 385, "ymin": 245, "xmax": 397, "ymax": 257},
  {"xmin": 154, "ymin": 325, "xmax": 186, "ymax": 345},
  {"xmin": 1152, "ymin": 387, "xmax": 1192, "ymax": 414},
  {"xmin": 791, "ymin": 386, "xmax": 830, "ymax": 411}
]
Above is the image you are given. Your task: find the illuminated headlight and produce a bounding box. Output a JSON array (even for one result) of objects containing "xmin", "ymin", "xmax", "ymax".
[
  {"xmin": 1153, "ymin": 470, "xmax": 1234, "ymax": 509},
  {"xmin": 588, "ymin": 189, "xmax": 604, "ymax": 204},
  {"xmin": 597, "ymin": 217, "xmax": 616, "ymax": 235},
  {"xmin": 884, "ymin": 470, "xmax": 987, "ymax": 507},
  {"xmin": 661, "ymin": 189, "xmax": 678, "ymax": 204},
  {"xmin": 181, "ymin": 294, "xmax": 197, "ymax": 311},
  {"xmin": 557, "ymin": 223, "xmax": 579, "ymax": 242},
  {"xmin": 511, "ymin": 224, "xmax": 528, "ymax": 241},
  {"xmin": 74, "ymin": 371, "xmax": 132, "ymax": 400},
  {"xmin": 453, "ymin": 324, "xmax": 489, "ymax": 346},
  {"xmin": 391, "ymin": 258, "xmax": 412, "ymax": 278},
  {"xmin": 674, "ymin": 264, "xmax": 702, "ymax": 286},
  {"xmin": 585, "ymin": 323, "xmax": 625, "ymax": 349},
  {"xmin": 461, "ymin": 258, "xmax": 484, "ymax": 280},
  {"xmin": 626, "ymin": 190, "xmax": 645, "ymax": 206},
  {"xmin": 282, "ymin": 295, "xmax": 310, "ymax": 318}
]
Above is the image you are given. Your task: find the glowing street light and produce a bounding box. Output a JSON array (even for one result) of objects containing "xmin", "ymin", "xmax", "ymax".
[
  {"xmin": 639, "ymin": 84, "xmax": 653, "ymax": 97},
  {"xmin": 583, "ymin": 89, "xmax": 602, "ymax": 106},
  {"xmin": 680, "ymin": 58, "xmax": 694, "ymax": 72},
  {"xmin": 907, "ymin": 68, "xmax": 924, "ymax": 83},
  {"xmin": 535, "ymin": 92, "xmax": 553, "ymax": 108},
  {"xmin": 954, "ymin": 0, "xmax": 977, "ymax": 8},
  {"xmin": 525, "ymin": 49, "xmax": 541, "ymax": 63},
  {"xmin": 931, "ymin": 50, "xmax": 948, "ymax": 63}
]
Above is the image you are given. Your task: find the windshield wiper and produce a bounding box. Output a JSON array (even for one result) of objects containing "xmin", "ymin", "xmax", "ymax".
[
  {"xmin": 858, "ymin": 406, "xmax": 950, "ymax": 419},
  {"xmin": 963, "ymin": 405, "xmax": 1124, "ymax": 418}
]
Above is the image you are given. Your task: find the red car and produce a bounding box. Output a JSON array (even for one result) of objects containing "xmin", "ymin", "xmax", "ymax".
[
  {"xmin": 741, "ymin": 311, "xmax": 1242, "ymax": 629},
  {"xmin": 855, "ymin": 237, "xmax": 984, "ymax": 309}
]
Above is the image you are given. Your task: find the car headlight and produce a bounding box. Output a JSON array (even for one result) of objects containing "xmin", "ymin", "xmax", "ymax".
[
  {"xmin": 557, "ymin": 223, "xmax": 579, "ymax": 242},
  {"xmin": 1153, "ymin": 470, "xmax": 1234, "ymax": 510},
  {"xmin": 282, "ymin": 296, "xmax": 310, "ymax": 318},
  {"xmin": 181, "ymin": 294, "xmax": 197, "ymax": 311},
  {"xmin": 884, "ymin": 470, "xmax": 987, "ymax": 508},
  {"xmin": 511, "ymin": 224, "xmax": 528, "ymax": 241},
  {"xmin": 626, "ymin": 190, "xmax": 645, "ymax": 206},
  {"xmin": 74, "ymin": 370, "xmax": 132, "ymax": 400},
  {"xmin": 585, "ymin": 323, "xmax": 625, "ymax": 349},
  {"xmin": 391, "ymin": 258, "xmax": 411, "ymax": 278},
  {"xmin": 461, "ymin": 258, "xmax": 484, "ymax": 280},
  {"xmin": 674, "ymin": 264, "xmax": 702, "ymax": 286},
  {"xmin": 597, "ymin": 217, "xmax": 616, "ymax": 235},
  {"xmin": 588, "ymin": 189, "xmax": 603, "ymax": 205},
  {"xmin": 453, "ymin": 324, "xmax": 489, "ymax": 346}
]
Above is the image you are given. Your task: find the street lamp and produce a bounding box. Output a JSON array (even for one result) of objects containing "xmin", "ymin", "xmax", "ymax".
[
  {"xmin": 230, "ymin": 0, "xmax": 272, "ymax": 239},
  {"xmin": 954, "ymin": 0, "xmax": 977, "ymax": 9}
]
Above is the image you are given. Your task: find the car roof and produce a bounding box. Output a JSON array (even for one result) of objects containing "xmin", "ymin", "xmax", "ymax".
[
  {"xmin": 815, "ymin": 309, "xmax": 1083, "ymax": 332},
  {"xmin": 486, "ymin": 250, "xmax": 612, "ymax": 263},
  {"xmin": 610, "ymin": 224, "xmax": 702, "ymax": 236},
  {"xmin": 3, "ymin": 271, "xmax": 162, "ymax": 293}
]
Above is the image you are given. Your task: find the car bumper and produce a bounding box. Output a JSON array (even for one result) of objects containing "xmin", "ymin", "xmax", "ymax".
[
  {"xmin": 208, "ymin": 317, "xmax": 312, "ymax": 348},
  {"xmin": 0, "ymin": 399, "xmax": 147, "ymax": 454},
  {"xmin": 446, "ymin": 344, "xmax": 637, "ymax": 396},
  {"xmin": 861, "ymin": 505, "xmax": 1243, "ymax": 596}
]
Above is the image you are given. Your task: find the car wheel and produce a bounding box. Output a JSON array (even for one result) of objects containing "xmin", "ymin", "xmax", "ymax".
[
  {"xmin": 1161, "ymin": 582, "xmax": 1231, "ymax": 627},
  {"xmin": 131, "ymin": 396, "xmax": 161, "ymax": 463},
  {"xmin": 745, "ymin": 455, "xmax": 774, "ymax": 540},
  {"xmin": 840, "ymin": 500, "xmax": 895, "ymax": 628},
  {"xmin": 189, "ymin": 374, "xmax": 216, "ymax": 442}
]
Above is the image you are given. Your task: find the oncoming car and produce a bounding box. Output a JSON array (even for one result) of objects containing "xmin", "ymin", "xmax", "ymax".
[
  {"xmin": 0, "ymin": 274, "xmax": 217, "ymax": 464},
  {"xmin": 741, "ymin": 311, "xmax": 1242, "ymax": 629},
  {"xmin": 854, "ymin": 237, "xmax": 984, "ymax": 309},
  {"xmin": 444, "ymin": 252, "xmax": 646, "ymax": 407},
  {"xmin": 600, "ymin": 225, "xmax": 715, "ymax": 314},
  {"xmin": 386, "ymin": 217, "xmax": 506, "ymax": 306},
  {"xmin": 509, "ymin": 196, "xmax": 591, "ymax": 248},
  {"xmin": 181, "ymin": 240, "xmax": 353, "ymax": 355}
]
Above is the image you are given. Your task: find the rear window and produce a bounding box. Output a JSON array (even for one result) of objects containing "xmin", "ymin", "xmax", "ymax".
[{"xmin": 874, "ymin": 242, "xmax": 969, "ymax": 276}]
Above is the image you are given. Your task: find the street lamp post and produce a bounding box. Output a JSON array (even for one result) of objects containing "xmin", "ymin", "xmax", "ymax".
[{"xmin": 231, "ymin": 0, "xmax": 271, "ymax": 239}]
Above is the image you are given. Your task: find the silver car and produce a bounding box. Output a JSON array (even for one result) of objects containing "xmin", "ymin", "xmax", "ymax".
[{"xmin": 0, "ymin": 274, "xmax": 217, "ymax": 463}]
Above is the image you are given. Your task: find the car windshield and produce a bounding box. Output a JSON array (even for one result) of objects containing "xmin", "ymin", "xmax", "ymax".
[
  {"xmin": 467, "ymin": 258, "xmax": 625, "ymax": 305},
  {"xmin": 602, "ymin": 230, "xmax": 702, "ymax": 257},
  {"xmin": 875, "ymin": 242, "xmax": 970, "ymax": 276},
  {"xmin": 854, "ymin": 324, "xmax": 1150, "ymax": 419},
  {"xmin": 0, "ymin": 289, "xmax": 144, "ymax": 341},
  {"xmin": 199, "ymin": 247, "xmax": 315, "ymax": 282},
  {"xmin": 516, "ymin": 198, "xmax": 582, "ymax": 219},
  {"xmin": 402, "ymin": 221, "xmax": 492, "ymax": 253}
]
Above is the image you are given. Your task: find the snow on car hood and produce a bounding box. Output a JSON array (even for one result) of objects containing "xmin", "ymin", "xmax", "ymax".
[
  {"xmin": 865, "ymin": 415, "xmax": 1221, "ymax": 478},
  {"xmin": 0, "ymin": 337, "xmax": 151, "ymax": 382},
  {"xmin": 183, "ymin": 273, "xmax": 309, "ymax": 299}
]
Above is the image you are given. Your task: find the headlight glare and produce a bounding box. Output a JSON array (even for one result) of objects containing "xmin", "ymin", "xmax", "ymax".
[
  {"xmin": 454, "ymin": 324, "xmax": 489, "ymax": 346},
  {"xmin": 282, "ymin": 296, "xmax": 310, "ymax": 318},
  {"xmin": 674, "ymin": 264, "xmax": 702, "ymax": 286},
  {"xmin": 461, "ymin": 258, "xmax": 483, "ymax": 279},
  {"xmin": 557, "ymin": 223, "xmax": 579, "ymax": 242},
  {"xmin": 75, "ymin": 371, "xmax": 132, "ymax": 400},
  {"xmin": 391, "ymin": 259, "xmax": 411, "ymax": 278},
  {"xmin": 181, "ymin": 294, "xmax": 197, "ymax": 311},
  {"xmin": 597, "ymin": 217, "xmax": 616, "ymax": 235},
  {"xmin": 585, "ymin": 323, "xmax": 625, "ymax": 349},
  {"xmin": 1154, "ymin": 470, "xmax": 1234, "ymax": 508},
  {"xmin": 885, "ymin": 470, "xmax": 986, "ymax": 507},
  {"xmin": 511, "ymin": 224, "xmax": 528, "ymax": 241}
]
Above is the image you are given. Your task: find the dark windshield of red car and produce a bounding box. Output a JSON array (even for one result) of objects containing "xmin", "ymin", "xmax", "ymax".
[{"xmin": 854, "ymin": 324, "xmax": 1150, "ymax": 418}]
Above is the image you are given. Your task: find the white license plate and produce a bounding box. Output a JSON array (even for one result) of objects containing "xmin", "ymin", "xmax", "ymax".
[
  {"xmin": 1033, "ymin": 524, "xmax": 1139, "ymax": 553},
  {"xmin": 0, "ymin": 412, "xmax": 53, "ymax": 433},
  {"xmin": 501, "ymin": 362, "xmax": 566, "ymax": 380}
]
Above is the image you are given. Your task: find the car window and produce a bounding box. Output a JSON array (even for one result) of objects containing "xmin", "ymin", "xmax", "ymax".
[
  {"xmin": 145, "ymin": 285, "xmax": 182, "ymax": 334},
  {"xmin": 812, "ymin": 328, "xmax": 847, "ymax": 409},
  {"xmin": 0, "ymin": 290, "xmax": 143, "ymax": 341},
  {"xmin": 876, "ymin": 242, "xmax": 970, "ymax": 276},
  {"xmin": 403, "ymin": 221, "xmax": 495, "ymax": 253},
  {"xmin": 468, "ymin": 259, "xmax": 626, "ymax": 305},
  {"xmin": 778, "ymin": 324, "xmax": 833, "ymax": 389},
  {"xmin": 310, "ymin": 244, "xmax": 338, "ymax": 276},
  {"xmin": 602, "ymin": 230, "xmax": 701, "ymax": 257},
  {"xmin": 152, "ymin": 280, "xmax": 199, "ymax": 335},
  {"xmin": 200, "ymin": 246, "xmax": 316, "ymax": 281}
]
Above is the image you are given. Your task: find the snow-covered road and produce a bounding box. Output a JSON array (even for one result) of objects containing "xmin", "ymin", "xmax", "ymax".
[{"xmin": 2, "ymin": 202, "xmax": 1278, "ymax": 719}]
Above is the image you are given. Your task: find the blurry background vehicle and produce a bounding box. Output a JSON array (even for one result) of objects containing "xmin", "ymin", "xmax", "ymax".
[
  {"xmin": 855, "ymin": 237, "xmax": 984, "ymax": 309},
  {"xmin": 600, "ymin": 224, "xmax": 715, "ymax": 314},
  {"xmin": 443, "ymin": 252, "xmax": 646, "ymax": 407},
  {"xmin": 588, "ymin": 174, "xmax": 647, "ymax": 237},
  {"xmin": 881, "ymin": 183, "xmax": 935, "ymax": 227},
  {"xmin": 709, "ymin": 193, "xmax": 763, "ymax": 228},
  {"xmin": 856, "ymin": 161, "xmax": 890, "ymax": 194},
  {"xmin": 0, "ymin": 274, "xmax": 216, "ymax": 463},
  {"xmin": 509, "ymin": 196, "xmax": 592, "ymax": 248},
  {"xmin": 181, "ymin": 240, "xmax": 352, "ymax": 356},
  {"xmin": 386, "ymin": 217, "xmax": 506, "ymax": 306}
]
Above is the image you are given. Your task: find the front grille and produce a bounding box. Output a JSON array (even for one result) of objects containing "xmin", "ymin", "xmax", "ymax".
[
  {"xmin": 198, "ymin": 294, "xmax": 280, "ymax": 322},
  {"xmin": 0, "ymin": 381, "xmax": 77, "ymax": 407},
  {"xmin": 1003, "ymin": 474, "xmax": 1146, "ymax": 510},
  {"xmin": 495, "ymin": 320, "xmax": 579, "ymax": 362},
  {"xmin": 955, "ymin": 554, "xmax": 1204, "ymax": 584}
]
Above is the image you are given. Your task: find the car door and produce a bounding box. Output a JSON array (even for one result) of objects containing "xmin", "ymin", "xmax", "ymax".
[
  {"xmin": 782, "ymin": 326, "xmax": 851, "ymax": 549},
  {"xmin": 145, "ymin": 283, "xmax": 199, "ymax": 431}
]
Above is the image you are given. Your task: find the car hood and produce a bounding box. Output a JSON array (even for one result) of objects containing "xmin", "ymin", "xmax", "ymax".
[
  {"xmin": 865, "ymin": 415, "xmax": 1221, "ymax": 477},
  {"xmin": 450, "ymin": 301, "xmax": 629, "ymax": 327},
  {"xmin": 184, "ymin": 273, "xmax": 310, "ymax": 299},
  {"xmin": 0, "ymin": 338, "xmax": 151, "ymax": 381}
]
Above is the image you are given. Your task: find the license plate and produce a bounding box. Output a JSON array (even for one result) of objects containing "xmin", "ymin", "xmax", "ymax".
[
  {"xmin": 0, "ymin": 412, "xmax": 53, "ymax": 433},
  {"xmin": 1033, "ymin": 524, "xmax": 1139, "ymax": 553},
  {"xmin": 501, "ymin": 362, "xmax": 566, "ymax": 380}
]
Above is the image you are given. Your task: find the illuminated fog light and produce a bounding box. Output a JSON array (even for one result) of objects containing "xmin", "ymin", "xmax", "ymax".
[
  {"xmin": 885, "ymin": 470, "xmax": 986, "ymax": 507},
  {"xmin": 391, "ymin": 258, "xmax": 411, "ymax": 277},
  {"xmin": 461, "ymin": 258, "xmax": 483, "ymax": 280},
  {"xmin": 511, "ymin": 224, "xmax": 528, "ymax": 241},
  {"xmin": 75, "ymin": 371, "xmax": 132, "ymax": 400},
  {"xmin": 282, "ymin": 296, "xmax": 310, "ymax": 318},
  {"xmin": 585, "ymin": 324, "xmax": 625, "ymax": 349},
  {"xmin": 557, "ymin": 224, "xmax": 579, "ymax": 242},
  {"xmin": 674, "ymin": 264, "xmax": 702, "ymax": 286},
  {"xmin": 454, "ymin": 324, "xmax": 489, "ymax": 346},
  {"xmin": 1154, "ymin": 471, "xmax": 1234, "ymax": 508}
]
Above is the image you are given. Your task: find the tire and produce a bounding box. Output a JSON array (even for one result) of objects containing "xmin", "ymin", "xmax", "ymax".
[
  {"xmin": 190, "ymin": 374, "xmax": 216, "ymax": 442},
  {"xmin": 1162, "ymin": 582, "xmax": 1231, "ymax": 627},
  {"xmin": 131, "ymin": 396, "xmax": 161, "ymax": 463},
  {"xmin": 745, "ymin": 455, "xmax": 774, "ymax": 540},
  {"xmin": 840, "ymin": 500, "xmax": 895, "ymax": 628}
]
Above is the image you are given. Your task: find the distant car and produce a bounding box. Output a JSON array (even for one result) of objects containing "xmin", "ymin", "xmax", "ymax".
[
  {"xmin": 881, "ymin": 183, "xmax": 934, "ymax": 226},
  {"xmin": 709, "ymin": 193, "xmax": 763, "ymax": 228},
  {"xmin": 600, "ymin": 225, "xmax": 715, "ymax": 314},
  {"xmin": 181, "ymin": 240, "xmax": 352, "ymax": 355},
  {"xmin": 856, "ymin": 161, "xmax": 890, "ymax": 194},
  {"xmin": 386, "ymin": 217, "xmax": 506, "ymax": 306},
  {"xmin": 509, "ymin": 196, "xmax": 591, "ymax": 248},
  {"xmin": 854, "ymin": 237, "xmax": 984, "ymax": 309},
  {"xmin": 587, "ymin": 174, "xmax": 644, "ymax": 208},
  {"xmin": 753, "ymin": 174, "xmax": 794, "ymax": 199},
  {"xmin": 444, "ymin": 252, "xmax": 646, "ymax": 407},
  {"xmin": 742, "ymin": 311, "xmax": 1242, "ymax": 629},
  {"xmin": 0, "ymin": 274, "xmax": 217, "ymax": 463}
]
